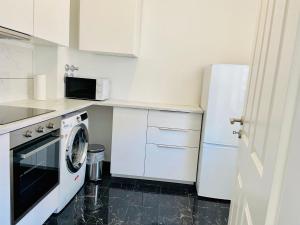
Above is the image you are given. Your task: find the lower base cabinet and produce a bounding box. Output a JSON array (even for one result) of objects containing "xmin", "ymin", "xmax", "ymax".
[
  {"xmin": 144, "ymin": 144, "xmax": 198, "ymax": 182},
  {"xmin": 111, "ymin": 107, "xmax": 148, "ymax": 177},
  {"xmin": 111, "ymin": 107, "xmax": 202, "ymax": 183},
  {"xmin": 0, "ymin": 134, "xmax": 10, "ymax": 225}
]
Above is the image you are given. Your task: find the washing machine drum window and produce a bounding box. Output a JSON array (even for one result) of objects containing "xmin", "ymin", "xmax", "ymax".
[{"xmin": 66, "ymin": 124, "xmax": 89, "ymax": 173}]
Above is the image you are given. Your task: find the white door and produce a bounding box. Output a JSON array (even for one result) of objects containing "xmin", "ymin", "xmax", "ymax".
[{"xmin": 228, "ymin": 0, "xmax": 300, "ymax": 224}]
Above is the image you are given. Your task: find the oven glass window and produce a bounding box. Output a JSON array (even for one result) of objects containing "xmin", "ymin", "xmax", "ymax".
[{"xmin": 12, "ymin": 133, "xmax": 60, "ymax": 223}]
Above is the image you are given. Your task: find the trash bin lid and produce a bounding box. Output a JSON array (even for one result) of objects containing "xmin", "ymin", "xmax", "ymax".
[{"xmin": 88, "ymin": 144, "xmax": 105, "ymax": 153}]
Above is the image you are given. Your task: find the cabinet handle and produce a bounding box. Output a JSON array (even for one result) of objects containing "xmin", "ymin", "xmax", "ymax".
[
  {"xmin": 157, "ymin": 144, "xmax": 186, "ymax": 149},
  {"xmin": 158, "ymin": 127, "xmax": 188, "ymax": 132}
]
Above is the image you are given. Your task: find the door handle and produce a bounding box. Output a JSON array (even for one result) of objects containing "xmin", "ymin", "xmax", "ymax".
[
  {"xmin": 230, "ymin": 118, "xmax": 244, "ymax": 125},
  {"xmin": 16, "ymin": 136, "xmax": 61, "ymax": 159}
]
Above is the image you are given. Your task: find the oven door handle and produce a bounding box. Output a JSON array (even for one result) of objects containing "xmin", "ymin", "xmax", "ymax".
[{"xmin": 17, "ymin": 136, "xmax": 61, "ymax": 159}]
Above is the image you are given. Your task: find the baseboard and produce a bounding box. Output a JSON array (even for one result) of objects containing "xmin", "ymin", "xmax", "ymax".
[{"xmin": 111, "ymin": 173, "xmax": 194, "ymax": 185}]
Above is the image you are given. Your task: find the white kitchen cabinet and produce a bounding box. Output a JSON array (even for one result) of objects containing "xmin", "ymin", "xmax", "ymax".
[
  {"xmin": 0, "ymin": 134, "xmax": 10, "ymax": 225},
  {"xmin": 79, "ymin": 0, "xmax": 142, "ymax": 57},
  {"xmin": 148, "ymin": 110, "xmax": 202, "ymax": 130},
  {"xmin": 34, "ymin": 0, "xmax": 70, "ymax": 46},
  {"xmin": 145, "ymin": 144, "xmax": 198, "ymax": 182},
  {"xmin": 0, "ymin": 0, "xmax": 33, "ymax": 35},
  {"xmin": 147, "ymin": 127, "xmax": 200, "ymax": 148},
  {"xmin": 110, "ymin": 107, "xmax": 202, "ymax": 183},
  {"xmin": 146, "ymin": 110, "xmax": 202, "ymax": 182},
  {"xmin": 111, "ymin": 107, "xmax": 148, "ymax": 177}
]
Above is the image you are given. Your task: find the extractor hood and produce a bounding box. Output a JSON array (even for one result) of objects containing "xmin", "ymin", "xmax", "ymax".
[{"xmin": 0, "ymin": 26, "xmax": 30, "ymax": 41}]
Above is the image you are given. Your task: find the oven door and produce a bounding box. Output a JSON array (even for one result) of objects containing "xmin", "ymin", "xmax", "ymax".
[{"xmin": 11, "ymin": 131, "xmax": 60, "ymax": 224}]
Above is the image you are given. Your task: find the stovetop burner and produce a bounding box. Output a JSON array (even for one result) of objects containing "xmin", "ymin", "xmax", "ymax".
[{"xmin": 0, "ymin": 106, "xmax": 55, "ymax": 125}]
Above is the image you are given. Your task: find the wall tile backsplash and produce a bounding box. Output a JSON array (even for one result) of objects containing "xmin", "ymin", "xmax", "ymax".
[
  {"xmin": 0, "ymin": 40, "xmax": 33, "ymax": 103},
  {"xmin": 0, "ymin": 79, "xmax": 32, "ymax": 102}
]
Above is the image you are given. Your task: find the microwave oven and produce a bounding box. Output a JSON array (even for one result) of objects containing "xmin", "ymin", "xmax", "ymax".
[{"xmin": 65, "ymin": 77, "xmax": 110, "ymax": 101}]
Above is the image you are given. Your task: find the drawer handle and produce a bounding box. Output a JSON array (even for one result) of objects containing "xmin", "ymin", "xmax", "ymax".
[
  {"xmin": 157, "ymin": 144, "xmax": 186, "ymax": 149},
  {"xmin": 158, "ymin": 127, "xmax": 188, "ymax": 132}
]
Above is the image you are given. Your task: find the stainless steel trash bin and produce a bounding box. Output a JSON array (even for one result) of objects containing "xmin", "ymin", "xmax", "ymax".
[{"xmin": 87, "ymin": 144, "xmax": 105, "ymax": 181}]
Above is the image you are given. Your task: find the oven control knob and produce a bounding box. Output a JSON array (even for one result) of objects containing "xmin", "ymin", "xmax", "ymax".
[
  {"xmin": 24, "ymin": 130, "xmax": 33, "ymax": 138},
  {"xmin": 37, "ymin": 126, "xmax": 44, "ymax": 133},
  {"xmin": 47, "ymin": 122, "xmax": 55, "ymax": 129}
]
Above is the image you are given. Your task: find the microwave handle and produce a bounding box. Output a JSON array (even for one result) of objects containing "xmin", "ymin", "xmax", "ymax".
[{"xmin": 17, "ymin": 136, "xmax": 61, "ymax": 159}]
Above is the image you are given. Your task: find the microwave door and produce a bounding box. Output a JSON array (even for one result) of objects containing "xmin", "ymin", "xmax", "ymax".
[{"xmin": 65, "ymin": 77, "xmax": 96, "ymax": 100}]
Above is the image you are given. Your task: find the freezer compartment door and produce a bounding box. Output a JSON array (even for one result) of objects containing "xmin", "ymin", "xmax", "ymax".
[
  {"xmin": 196, "ymin": 143, "xmax": 238, "ymax": 200},
  {"xmin": 202, "ymin": 64, "xmax": 249, "ymax": 146}
]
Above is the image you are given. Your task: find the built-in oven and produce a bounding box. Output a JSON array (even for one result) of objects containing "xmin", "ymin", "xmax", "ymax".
[{"xmin": 10, "ymin": 117, "xmax": 61, "ymax": 224}]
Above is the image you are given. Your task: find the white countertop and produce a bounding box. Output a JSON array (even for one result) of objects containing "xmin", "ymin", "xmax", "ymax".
[{"xmin": 0, "ymin": 98, "xmax": 203, "ymax": 134}]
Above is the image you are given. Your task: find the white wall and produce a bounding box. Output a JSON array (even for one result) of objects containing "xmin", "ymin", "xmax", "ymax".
[
  {"xmin": 57, "ymin": 0, "xmax": 259, "ymax": 105},
  {"xmin": 87, "ymin": 105, "xmax": 113, "ymax": 161},
  {"xmin": 0, "ymin": 40, "xmax": 33, "ymax": 103},
  {"xmin": 0, "ymin": 0, "xmax": 259, "ymax": 106}
]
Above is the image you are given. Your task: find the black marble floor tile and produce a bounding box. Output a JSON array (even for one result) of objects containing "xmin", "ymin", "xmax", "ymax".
[
  {"xmin": 142, "ymin": 192, "xmax": 160, "ymax": 208},
  {"xmin": 44, "ymin": 175, "xmax": 230, "ymax": 225},
  {"xmin": 158, "ymin": 206, "xmax": 193, "ymax": 225}
]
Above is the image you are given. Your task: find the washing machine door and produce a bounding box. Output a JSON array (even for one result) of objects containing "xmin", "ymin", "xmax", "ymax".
[{"xmin": 66, "ymin": 123, "xmax": 89, "ymax": 173}]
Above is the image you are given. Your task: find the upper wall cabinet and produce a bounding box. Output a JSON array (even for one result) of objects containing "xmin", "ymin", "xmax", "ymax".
[
  {"xmin": 79, "ymin": 0, "xmax": 142, "ymax": 57},
  {"xmin": 0, "ymin": 0, "xmax": 34, "ymax": 35},
  {"xmin": 34, "ymin": 0, "xmax": 70, "ymax": 46}
]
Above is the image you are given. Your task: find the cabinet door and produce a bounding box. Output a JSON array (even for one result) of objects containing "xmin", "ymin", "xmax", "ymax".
[
  {"xmin": 145, "ymin": 144, "xmax": 198, "ymax": 182},
  {"xmin": 34, "ymin": 0, "xmax": 70, "ymax": 46},
  {"xmin": 79, "ymin": 0, "xmax": 142, "ymax": 56},
  {"xmin": 0, "ymin": 134, "xmax": 10, "ymax": 225},
  {"xmin": 0, "ymin": 0, "xmax": 33, "ymax": 35},
  {"xmin": 111, "ymin": 107, "xmax": 147, "ymax": 177}
]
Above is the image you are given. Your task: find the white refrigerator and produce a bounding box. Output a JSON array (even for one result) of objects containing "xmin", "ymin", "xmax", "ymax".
[{"xmin": 196, "ymin": 64, "xmax": 249, "ymax": 200}]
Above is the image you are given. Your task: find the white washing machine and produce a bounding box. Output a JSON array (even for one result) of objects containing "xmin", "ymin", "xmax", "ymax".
[{"xmin": 55, "ymin": 111, "xmax": 89, "ymax": 213}]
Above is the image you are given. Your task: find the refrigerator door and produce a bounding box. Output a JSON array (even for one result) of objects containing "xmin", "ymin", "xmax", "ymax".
[
  {"xmin": 201, "ymin": 64, "xmax": 249, "ymax": 147},
  {"xmin": 196, "ymin": 143, "xmax": 238, "ymax": 200}
]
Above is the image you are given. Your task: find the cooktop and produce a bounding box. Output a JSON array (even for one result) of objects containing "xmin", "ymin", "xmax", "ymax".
[{"xmin": 0, "ymin": 106, "xmax": 55, "ymax": 125}]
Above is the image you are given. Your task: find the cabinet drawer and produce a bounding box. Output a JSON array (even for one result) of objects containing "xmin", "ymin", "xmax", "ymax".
[
  {"xmin": 147, "ymin": 127, "xmax": 200, "ymax": 147},
  {"xmin": 144, "ymin": 144, "xmax": 198, "ymax": 182},
  {"xmin": 148, "ymin": 110, "xmax": 202, "ymax": 130}
]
